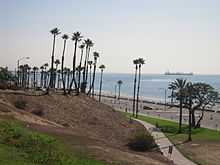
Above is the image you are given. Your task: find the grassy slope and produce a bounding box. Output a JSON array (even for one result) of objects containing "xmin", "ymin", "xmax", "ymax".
[
  {"xmin": 123, "ymin": 112, "xmax": 220, "ymax": 165},
  {"xmin": 0, "ymin": 118, "xmax": 106, "ymax": 165}
]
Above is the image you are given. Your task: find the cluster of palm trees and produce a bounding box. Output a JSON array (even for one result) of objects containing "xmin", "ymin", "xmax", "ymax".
[
  {"xmin": 169, "ymin": 78, "xmax": 219, "ymax": 141},
  {"xmin": 47, "ymin": 28, "xmax": 106, "ymax": 95},
  {"xmin": 132, "ymin": 58, "xmax": 145, "ymax": 118},
  {"xmin": 17, "ymin": 28, "xmax": 106, "ymax": 96}
]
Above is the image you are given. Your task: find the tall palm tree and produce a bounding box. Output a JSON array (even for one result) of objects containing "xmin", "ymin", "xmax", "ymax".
[
  {"xmin": 69, "ymin": 32, "xmax": 83, "ymax": 94},
  {"xmin": 135, "ymin": 58, "xmax": 145, "ymax": 118},
  {"xmin": 88, "ymin": 60, "xmax": 93, "ymax": 91},
  {"xmin": 132, "ymin": 59, "xmax": 139, "ymax": 117},
  {"xmin": 61, "ymin": 34, "xmax": 68, "ymax": 94},
  {"xmin": 49, "ymin": 28, "xmax": 61, "ymax": 90},
  {"xmin": 98, "ymin": 64, "xmax": 105, "ymax": 102},
  {"xmin": 117, "ymin": 80, "xmax": 123, "ymax": 100},
  {"xmin": 169, "ymin": 78, "xmax": 187, "ymax": 133},
  {"xmin": 82, "ymin": 39, "xmax": 94, "ymax": 92},
  {"xmin": 77, "ymin": 44, "xmax": 85, "ymax": 94},
  {"xmin": 87, "ymin": 52, "xmax": 99, "ymax": 96}
]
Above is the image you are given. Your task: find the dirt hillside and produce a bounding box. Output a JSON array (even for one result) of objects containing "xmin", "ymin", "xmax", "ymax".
[{"xmin": 0, "ymin": 90, "xmax": 173, "ymax": 165}]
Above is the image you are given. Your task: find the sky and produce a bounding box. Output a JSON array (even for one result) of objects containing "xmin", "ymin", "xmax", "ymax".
[{"xmin": 0, "ymin": 0, "xmax": 220, "ymax": 74}]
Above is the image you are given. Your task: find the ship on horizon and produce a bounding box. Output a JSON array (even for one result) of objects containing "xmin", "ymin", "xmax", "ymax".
[{"xmin": 164, "ymin": 71, "xmax": 194, "ymax": 76}]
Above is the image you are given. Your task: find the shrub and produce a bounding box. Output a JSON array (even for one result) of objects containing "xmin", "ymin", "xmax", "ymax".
[
  {"xmin": 31, "ymin": 109, "xmax": 44, "ymax": 116},
  {"xmin": 14, "ymin": 98, "xmax": 27, "ymax": 109},
  {"xmin": 128, "ymin": 131, "xmax": 157, "ymax": 152}
]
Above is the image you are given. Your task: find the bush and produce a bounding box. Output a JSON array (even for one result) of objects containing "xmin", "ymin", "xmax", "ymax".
[
  {"xmin": 128, "ymin": 131, "xmax": 157, "ymax": 152},
  {"xmin": 14, "ymin": 98, "xmax": 27, "ymax": 109},
  {"xmin": 31, "ymin": 109, "xmax": 44, "ymax": 116}
]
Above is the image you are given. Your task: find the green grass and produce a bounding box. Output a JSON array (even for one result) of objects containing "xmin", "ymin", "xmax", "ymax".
[
  {"xmin": 0, "ymin": 118, "xmax": 106, "ymax": 165},
  {"xmin": 136, "ymin": 114, "xmax": 220, "ymax": 142},
  {"xmin": 123, "ymin": 112, "xmax": 220, "ymax": 141}
]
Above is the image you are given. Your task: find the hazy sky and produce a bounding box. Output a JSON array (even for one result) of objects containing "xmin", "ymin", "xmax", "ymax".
[{"xmin": 1, "ymin": 0, "xmax": 220, "ymax": 74}]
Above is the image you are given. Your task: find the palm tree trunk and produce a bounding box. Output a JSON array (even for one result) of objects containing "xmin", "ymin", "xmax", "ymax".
[
  {"xmin": 132, "ymin": 65, "xmax": 138, "ymax": 117},
  {"xmin": 85, "ymin": 47, "xmax": 91, "ymax": 83},
  {"xmin": 27, "ymin": 71, "xmax": 30, "ymax": 89},
  {"xmin": 69, "ymin": 41, "xmax": 78, "ymax": 93},
  {"xmin": 178, "ymin": 99, "xmax": 183, "ymax": 133},
  {"xmin": 40, "ymin": 70, "xmax": 43, "ymax": 87},
  {"xmin": 67, "ymin": 72, "xmax": 70, "ymax": 89},
  {"xmin": 81, "ymin": 46, "xmax": 89, "ymax": 93},
  {"xmin": 77, "ymin": 48, "xmax": 84, "ymax": 94},
  {"xmin": 135, "ymin": 65, "xmax": 141, "ymax": 118},
  {"xmin": 118, "ymin": 85, "xmax": 121, "ymax": 99},
  {"xmin": 99, "ymin": 70, "xmax": 103, "ymax": 102},
  {"xmin": 87, "ymin": 60, "xmax": 97, "ymax": 96},
  {"xmin": 191, "ymin": 109, "xmax": 196, "ymax": 127},
  {"xmin": 188, "ymin": 108, "xmax": 192, "ymax": 141},
  {"xmin": 49, "ymin": 34, "xmax": 56, "ymax": 89},
  {"xmin": 61, "ymin": 40, "xmax": 67, "ymax": 94}
]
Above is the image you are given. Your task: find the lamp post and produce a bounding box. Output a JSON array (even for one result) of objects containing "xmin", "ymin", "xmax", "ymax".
[{"xmin": 17, "ymin": 57, "xmax": 30, "ymax": 86}]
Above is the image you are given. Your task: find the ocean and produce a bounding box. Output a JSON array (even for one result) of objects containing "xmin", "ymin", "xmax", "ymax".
[{"xmin": 94, "ymin": 73, "xmax": 220, "ymax": 102}]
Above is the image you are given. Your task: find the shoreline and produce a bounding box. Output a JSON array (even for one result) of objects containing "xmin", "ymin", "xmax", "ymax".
[{"xmin": 94, "ymin": 92, "xmax": 220, "ymax": 113}]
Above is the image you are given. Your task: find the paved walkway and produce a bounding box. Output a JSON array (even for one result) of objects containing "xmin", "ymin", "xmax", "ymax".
[{"xmin": 134, "ymin": 119, "xmax": 197, "ymax": 165}]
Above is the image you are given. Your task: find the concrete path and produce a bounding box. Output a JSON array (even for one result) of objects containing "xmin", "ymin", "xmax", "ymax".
[{"xmin": 134, "ymin": 119, "xmax": 197, "ymax": 165}]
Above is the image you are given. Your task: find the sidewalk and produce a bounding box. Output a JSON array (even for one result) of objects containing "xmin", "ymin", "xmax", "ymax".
[{"xmin": 134, "ymin": 119, "xmax": 197, "ymax": 165}]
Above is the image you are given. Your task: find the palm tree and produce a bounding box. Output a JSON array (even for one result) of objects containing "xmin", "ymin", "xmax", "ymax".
[
  {"xmin": 27, "ymin": 66, "xmax": 31, "ymax": 88},
  {"xmin": 87, "ymin": 52, "xmax": 99, "ymax": 96},
  {"xmin": 135, "ymin": 58, "xmax": 145, "ymax": 118},
  {"xmin": 169, "ymin": 78, "xmax": 187, "ymax": 133},
  {"xmin": 61, "ymin": 34, "xmax": 68, "ymax": 94},
  {"xmin": 69, "ymin": 32, "xmax": 83, "ymax": 94},
  {"xmin": 77, "ymin": 44, "xmax": 85, "ymax": 94},
  {"xmin": 43, "ymin": 63, "xmax": 48, "ymax": 88},
  {"xmin": 32, "ymin": 66, "xmax": 38, "ymax": 89},
  {"xmin": 49, "ymin": 28, "xmax": 61, "ymax": 90},
  {"xmin": 88, "ymin": 60, "xmax": 93, "ymax": 91},
  {"xmin": 40, "ymin": 65, "xmax": 44, "ymax": 88},
  {"xmin": 82, "ymin": 39, "xmax": 94, "ymax": 93},
  {"xmin": 98, "ymin": 64, "xmax": 105, "ymax": 102},
  {"xmin": 117, "ymin": 80, "xmax": 123, "ymax": 100},
  {"xmin": 132, "ymin": 59, "xmax": 139, "ymax": 117}
]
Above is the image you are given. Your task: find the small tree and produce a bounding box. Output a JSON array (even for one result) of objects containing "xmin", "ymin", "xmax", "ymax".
[
  {"xmin": 117, "ymin": 80, "xmax": 123, "ymax": 100},
  {"xmin": 98, "ymin": 64, "xmax": 105, "ymax": 102},
  {"xmin": 182, "ymin": 82, "xmax": 219, "ymax": 141}
]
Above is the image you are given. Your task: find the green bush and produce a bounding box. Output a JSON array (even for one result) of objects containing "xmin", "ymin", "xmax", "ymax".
[{"xmin": 128, "ymin": 131, "xmax": 157, "ymax": 152}]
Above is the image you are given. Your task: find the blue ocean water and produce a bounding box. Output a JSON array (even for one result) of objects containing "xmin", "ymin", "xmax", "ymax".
[{"xmin": 94, "ymin": 73, "xmax": 220, "ymax": 101}]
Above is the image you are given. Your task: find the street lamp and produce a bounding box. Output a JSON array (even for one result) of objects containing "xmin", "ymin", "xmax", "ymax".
[{"xmin": 17, "ymin": 56, "xmax": 30, "ymax": 86}]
